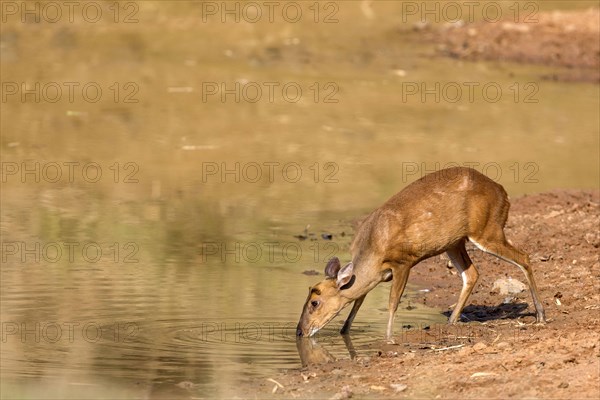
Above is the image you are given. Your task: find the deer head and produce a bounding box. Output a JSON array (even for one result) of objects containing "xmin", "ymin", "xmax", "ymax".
[{"xmin": 296, "ymin": 257, "xmax": 355, "ymax": 337}]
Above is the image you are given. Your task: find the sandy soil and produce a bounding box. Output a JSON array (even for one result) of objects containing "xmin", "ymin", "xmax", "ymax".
[
  {"xmin": 254, "ymin": 190, "xmax": 600, "ymax": 399},
  {"xmin": 426, "ymin": 8, "xmax": 600, "ymax": 82}
]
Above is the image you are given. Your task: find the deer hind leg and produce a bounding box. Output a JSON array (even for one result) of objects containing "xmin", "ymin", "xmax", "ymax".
[
  {"xmin": 446, "ymin": 240, "xmax": 479, "ymax": 324},
  {"xmin": 469, "ymin": 229, "xmax": 546, "ymax": 323}
]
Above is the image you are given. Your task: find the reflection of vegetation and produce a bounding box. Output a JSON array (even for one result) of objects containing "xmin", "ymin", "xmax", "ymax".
[{"xmin": 3, "ymin": 188, "xmax": 231, "ymax": 268}]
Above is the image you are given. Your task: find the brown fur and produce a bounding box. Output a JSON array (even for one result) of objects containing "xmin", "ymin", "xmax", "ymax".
[{"xmin": 297, "ymin": 167, "xmax": 545, "ymax": 339}]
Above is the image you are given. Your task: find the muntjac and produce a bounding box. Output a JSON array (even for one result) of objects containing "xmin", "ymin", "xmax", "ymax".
[{"xmin": 296, "ymin": 167, "xmax": 545, "ymax": 341}]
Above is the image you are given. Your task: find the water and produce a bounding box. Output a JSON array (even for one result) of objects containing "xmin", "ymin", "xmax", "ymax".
[
  {"xmin": 0, "ymin": 232, "xmax": 445, "ymax": 398},
  {"xmin": 1, "ymin": 1, "xmax": 598, "ymax": 398}
]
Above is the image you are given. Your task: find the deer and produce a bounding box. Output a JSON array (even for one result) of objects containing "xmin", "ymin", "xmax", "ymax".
[{"xmin": 296, "ymin": 167, "xmax": 546, "ymax": 341}]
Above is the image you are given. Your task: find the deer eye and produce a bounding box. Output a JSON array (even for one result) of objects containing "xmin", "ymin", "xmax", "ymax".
[{"xmin": 311, "ymin": 300, "xmax": 320, "ymax": 308}]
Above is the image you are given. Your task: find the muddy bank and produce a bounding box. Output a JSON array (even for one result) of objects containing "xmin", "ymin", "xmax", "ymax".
[
  {"xmin": 426, "ymin": 8, "xmax": 600, "ymax": 82},
  {"xmin": 253, "ymin": 190, "xmax": 600, "ymax": 399}
]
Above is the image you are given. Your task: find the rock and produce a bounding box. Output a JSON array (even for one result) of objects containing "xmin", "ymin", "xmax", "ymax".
[
  {"xmin": 558, "ymin": 382, "xmax": 569, "ymax": 388},
  {"xmin": 370, "ymin": 385, "xmax": 386, "ymax": 391},
  {"xmin": 413, "ymin": 21, "xmax": 429, "ymax": 31},
  {"xmin": 585, "ymin": 232, "xmax": 599, "ymax": 247},
  {"xmin": 496, "ymin": 341, "xmax": 511, "ymax": 349},
  {"xmin": 492, "ymin": 278, "xmax": 527, "ymax": 295},
  {"xmin": 390, "ymin": 383, "xmax": 408, "ymax": 392},
  {"xmin": 544, "ymin": 210, "xmax": 564, "ymax": 219},
  {"xmin": 301, "ymin": 372, "xmax": 316, "ymax": 382},
  {"xmin": 176, "ymin": 381, "xmax": 198, "ymax": 389},
  {"xmin": 457, "ymin": 346, "xmax": 474, "ymax": 356},
  {"xmin": 581, "ymin": 341, "xmax": 596, "ymax": 349},
  {"xmin": 302, "ymin": 270, "xmax": 320, "ymax": 276},
  {"xmin": 473, "ymin": 342, "xmax": 488, "ymax": 352},
  {"xmin": 470, "ymin": 372, "xmax": 498, "ymax": 379},
  {"xmin": 501, "ymin": 22, "xmax": 531, "ymax": 33},
  {"xmin": 330, "ymin": 385, "xmax": 352, "ymax": 399}
]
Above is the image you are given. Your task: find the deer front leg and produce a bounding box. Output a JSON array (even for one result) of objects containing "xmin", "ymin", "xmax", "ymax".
[
  {"xmin": 340, "ymin": 295, "xmax": 366, "ymax": 335},
  {"xmin": 386, "ymin": 265, "xmax": 411, "ymax": 343}
]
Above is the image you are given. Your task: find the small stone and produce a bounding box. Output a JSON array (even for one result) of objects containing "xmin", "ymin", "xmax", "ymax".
[
  {"xmin": 545, "ymin": 210, "xmax": 563, "ymax": 219},
  {"xmin": 496, "ymin": 341, "xmax": 511, "ymax": 349},
  {"xmin": 457, "ymin": 347, "xmax": 474, "ymax": 356},
  {"xmin": 473, "ymin": 342, "xmax": 488, "ymax": 352},
  {"xmin": 301, "ymin": 372, "xmax": 316, "ymax": 382},
  {"xmin": 176, "ymin": 381, "xmax": 197, "ymax": 389},
  {"xmin": 390, "ymin": 383, "xmax": 408, "ymax": 392},
  {"xmin": 492, "ymin": 278, "xmax": 527, "ymax": 295},
  {"xmin": 584, "ymin": 232, "xmax": 599, "ymax": 247},
  {"xmin": 330, "ymin": 385, "xmax": 353, "ymax": 400},
  {"xmin": 558, "ymin": 382, "xmax": 569, "ymax": 389},
  {"xmin": 370, "ymin": 385, "xmax": 386, "ymax": 391}
]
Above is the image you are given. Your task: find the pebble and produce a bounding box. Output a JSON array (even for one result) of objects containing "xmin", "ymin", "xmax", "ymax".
[
  {"xmin": 492, "ymin": 278, "xmax": 527, "ymax": 295},
  {"xmin": 176, "ymin": 381, "xmax": 197, "ymax": 389},
  {"xmin": 390, "ymin": 383, "xmax": 408, "ymax": 392},
  {"xmin": 473, "ymin": 342, "xmax": 488, "ymax": 351},
  {"xmin": 302, "ymin": 270, "xmax": 320, "ymax": 275},
  {"xmin": 329, "ymin": 385, "xmax": 352, "ymax": 400}
]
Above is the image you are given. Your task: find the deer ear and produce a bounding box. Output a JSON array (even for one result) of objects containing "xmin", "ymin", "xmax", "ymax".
[
  {"xmin": 324, "ymin": 257, "xmax": 341, "ymax": 278},
  {"xmin": 336, "ymin": 262, "xmax": 354, "ymax": 289}
]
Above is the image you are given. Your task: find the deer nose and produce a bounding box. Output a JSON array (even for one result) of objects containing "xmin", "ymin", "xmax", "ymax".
[{"xmin": 296, "ymin": 325, "xmax": 303, "ymax": 337}]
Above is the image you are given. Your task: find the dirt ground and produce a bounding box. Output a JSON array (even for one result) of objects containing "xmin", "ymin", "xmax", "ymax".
[
  {"xmin": 253, "ymin": 190, "xmax": 600, "ymax": 399},
  {"xmin": 426, "ymin": 8, "xmax": 600, "ymax": 82}
]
